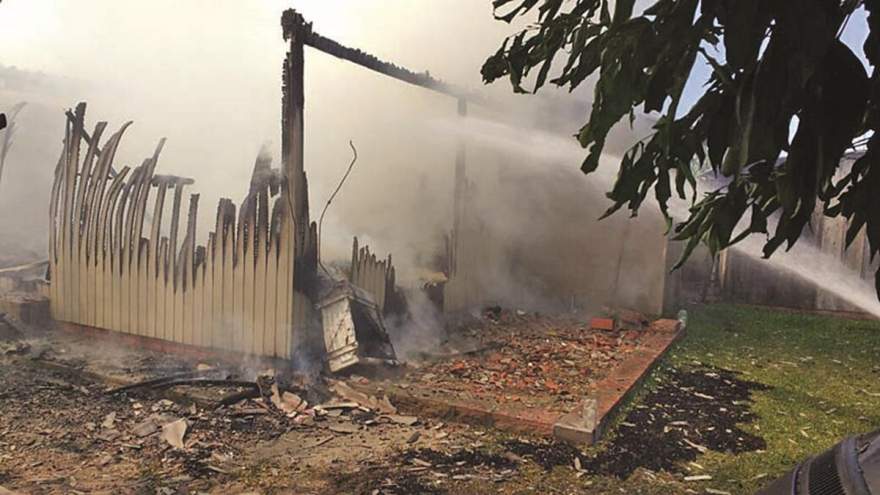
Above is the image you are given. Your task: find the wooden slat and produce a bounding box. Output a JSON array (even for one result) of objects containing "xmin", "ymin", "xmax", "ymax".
[
  {"xmin": 113, "ymin": 169, "xmax": 138, "ymax": 333},
  {"xmin": 241, "ymin": 197, "xmax": 256, "ymax": 355},
  {"xmin": 63, "ymin": 105, "xmax": 85, "ymax": 326},
  {"xmin": 59, "ymin": 113, "xmax": 76, "ymax": 326},
  {"xmin": 100, "ymin": 167, "xmax": 130, "ymax": 329},
  {"xmin": 83, "ymin": 126, "xmax": 107, "ymax": 329},
  {"xmin": 204, "ymin": 233, "xmax": 216, "ymax": 348},
  {"xmin": 48, "ymin": 153, "xmax": 64, "ymax": 320},
  {"xmin": 222, "ymin": 201, "xmax": 236, "ymax": 353},
  {"xmin": 154, "ymin": 237, "xmax": 168, "ymax": 340},
  {"xmin": 193, "ymin": 246, "xmax": 206, "ymax": 347},
  {"xmin": 137, "ymin": 239, "xmax": 148, "ymax": 336},
  {"xmin": 159, "ymin": 237, "xmax": 170, "ymax": 341},
  {"xmin": 266, "ymin": 199, "xmax": 281, "ymax": 357},
  {"xmin": 167, "ymin": 183, "xmax": 184, "ymax": 342},
  {"xmin": 174, "ymin": 259, "xmax": 184, "ymax": 343},
  {"xmin": 132, "ymin": 143, "xmax": 164, "ymax": 336},
  {"xmin": 215, "ymin": 204, "xmax": 228, "ymax": 349},
  {"xmin": 253, "ymin": 189, "xmax": 269, "ymax": 355},
  {"xmin": 122, "ymin": 163, "xmax": 148, "ymax": 334},
  {"xmin": 83, "ymin": 123, "xmax": 123, "ymax": 263},
  {"xmin": 147, "ymin": 183, "xmax": 168, "ymax": 337},
  {"xmin": 75, "ymin": 123, "xmax": 106, "ymax": 328},
  {"xmin": 58, "ymin": 115, "xmax": 74, "ymax": 322},
  {"xmin": 130, "ymin": 168, "xmax": 149, "ymax": 336},
  {"xmin": 275, "ymin": 200, "xmax": 292, "ymax": 358},
  {"xmin": 182, "ymin": 194, "xmax": 199, "ymax": 345},
  {"xmin": 233, "ymin": 199, "xmax": 248, "ymax": 352}
]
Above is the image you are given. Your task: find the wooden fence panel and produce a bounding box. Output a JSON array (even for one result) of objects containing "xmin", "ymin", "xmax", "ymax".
[
  {"xmin": 348, "ymin": 237, "xmax": 395, "ymax": 313},
  {"xmin": 47, "ymin": 104, "xmax": 307, "ymax": 361}
]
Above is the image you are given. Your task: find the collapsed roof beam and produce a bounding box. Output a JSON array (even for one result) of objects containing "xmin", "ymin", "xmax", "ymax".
[{"xmin": 281, "ymin": 9, "xmax": 490, "ymax": 107}]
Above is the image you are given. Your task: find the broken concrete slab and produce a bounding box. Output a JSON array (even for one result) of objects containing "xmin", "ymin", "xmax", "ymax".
[{"xmin": 552, "ymin": 399, "xmax": 597, "ymax": 445}]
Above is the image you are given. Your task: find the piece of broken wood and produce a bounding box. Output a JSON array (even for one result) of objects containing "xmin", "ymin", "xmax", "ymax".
[
  {"xmin": 328, "ymin": 380, "xmax": 396, "ymax": 414},
  {"xmin": 217, "ymin": 388, "xmax": 261, "ymax": 407},
  {"xmin": 270, "ymin": 383, "xmax": 306, "ymax": 414},
  {"xmin": 104, "ymin": 370, "xmax": 216, "ymax": 395},
  {"xmin": 161, "ymin": 419, "xmax": 188, "ymax": 449}
]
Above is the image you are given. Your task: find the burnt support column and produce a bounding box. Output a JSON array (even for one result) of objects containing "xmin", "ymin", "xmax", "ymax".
[
  {"xmin": 281, "ymin": 9, "xmax": 321, "ymax": 362},
  {"xmin": 282, "ymin": 10, "xmax": 310, "ymax": 238}
]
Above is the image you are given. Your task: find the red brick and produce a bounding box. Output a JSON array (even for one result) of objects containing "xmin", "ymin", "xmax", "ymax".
[
  {"xmin": 590, "ymin": 317, "xmax": 615, "ymax": 331},
  {"xmin": 367, "ymin": 320, "xmax": 685, "ymax": 445},
  {"xmin": 649, "ymin": 318, "xmax": 680, "ymax": 333},
  {"xmin": 617, "ymin": 308, "xmax": 647, "ymax": 330}
]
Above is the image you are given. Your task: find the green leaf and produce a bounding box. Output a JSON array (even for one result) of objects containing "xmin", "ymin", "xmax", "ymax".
[
  {"xmin": 612, "ymin": 0, "xmax": 636, "ymax": 25},
  {"xmin": 720, "ymin": 0, "xmax": 771, "ymax": 71},
  {"xmin": 493, "ymin": 0, "xmax": 540, "ymax": 23}
]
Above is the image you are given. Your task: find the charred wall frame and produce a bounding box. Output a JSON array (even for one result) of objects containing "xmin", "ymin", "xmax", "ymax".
[{"xmin": 45, "ymin": 9, "xmax": 477, "ymax": 361}]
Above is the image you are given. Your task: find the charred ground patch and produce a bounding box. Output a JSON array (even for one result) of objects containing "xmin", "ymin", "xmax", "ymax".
[
  {"xmin": 325, "ymin": 446, "xmax": 520, "ymax": 494},
  {"xmin": 505, "ymin": 365, "xmax": 770, "ymax": 478},
  {"xmin": 328, "ymin": 468, "xmax": 444, "ymax": 495}
]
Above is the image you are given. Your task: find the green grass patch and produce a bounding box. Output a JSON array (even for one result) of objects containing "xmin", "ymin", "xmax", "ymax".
[{"xmin": 664, "ymin": 304, "xmax": 880, "ymax": 493}]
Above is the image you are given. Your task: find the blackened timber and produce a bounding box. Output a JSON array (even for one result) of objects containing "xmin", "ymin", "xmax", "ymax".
[
  {"xmin": 65, "ymin": 109, "xmax": 119, "ymax": 177},
  {"xmin": 281, "ymin": 8, "xmax": 488, "ymax": 106},
  {"xmin": 304, "ymin": 31, "xmax": 489, "ymax": 105}
]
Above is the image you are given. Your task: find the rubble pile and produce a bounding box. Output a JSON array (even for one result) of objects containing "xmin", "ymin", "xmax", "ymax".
[
  {"xmin": 0, "ymin": 322, "xmax": 444, "ymax": 493},
  {"xmin": 0, "ymin": 299, "xmax": 686, "ymax": 493},
  {"xmin": 407, "ymin": 309, "xmax": 647, "ymax": 410}
]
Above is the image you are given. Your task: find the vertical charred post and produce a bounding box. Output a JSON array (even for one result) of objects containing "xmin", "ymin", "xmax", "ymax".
[{"xmin": 281, "ymin": 9, "xmax": 317, "ymax": 296}]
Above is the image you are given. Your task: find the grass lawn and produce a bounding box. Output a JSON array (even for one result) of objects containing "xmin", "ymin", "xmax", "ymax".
[
  {"xmin": 661, "ymin": 303, "xmax": 880, "ymax": 493},
  {"xmin": 484, "ymin": 303, "xmax": 880, "ymax": 494}
]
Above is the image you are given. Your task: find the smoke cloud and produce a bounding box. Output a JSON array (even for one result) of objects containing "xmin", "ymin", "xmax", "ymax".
[{"xmin": 0, "ymin": 1, "xmax": 666, "ymax": 316}]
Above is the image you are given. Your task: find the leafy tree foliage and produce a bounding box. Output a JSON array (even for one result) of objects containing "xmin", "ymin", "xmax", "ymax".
[{"xmin": 483, "ymin": 0, "xmax": 880, "ymax": 294}]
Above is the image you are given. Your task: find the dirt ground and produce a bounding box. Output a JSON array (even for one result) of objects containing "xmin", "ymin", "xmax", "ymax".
[
  {"xmin": 0, "ymin": 319, "xmax": 490, "ymax": 494},
  {"xmin": 0, "ymin": 308, "xmax": 778, "ymax": 494}
]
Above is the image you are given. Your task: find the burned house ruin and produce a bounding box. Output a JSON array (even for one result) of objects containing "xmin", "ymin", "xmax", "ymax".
[
  {"xmin": 38, "ymin": 9, "xmax": 678, "ymax": 374},
  {"xmin": 43, "ymin": 10, "xmax": 414, "ymax": 369}
]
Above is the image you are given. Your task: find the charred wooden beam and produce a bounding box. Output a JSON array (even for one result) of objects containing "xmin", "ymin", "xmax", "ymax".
[
  {"xmin": 281, "ymin": 9, "xmax": 491, "ymax": 107},
  {"xmin": 65, "ymin": 108, "xmax": 119, "ymax": 178}
]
